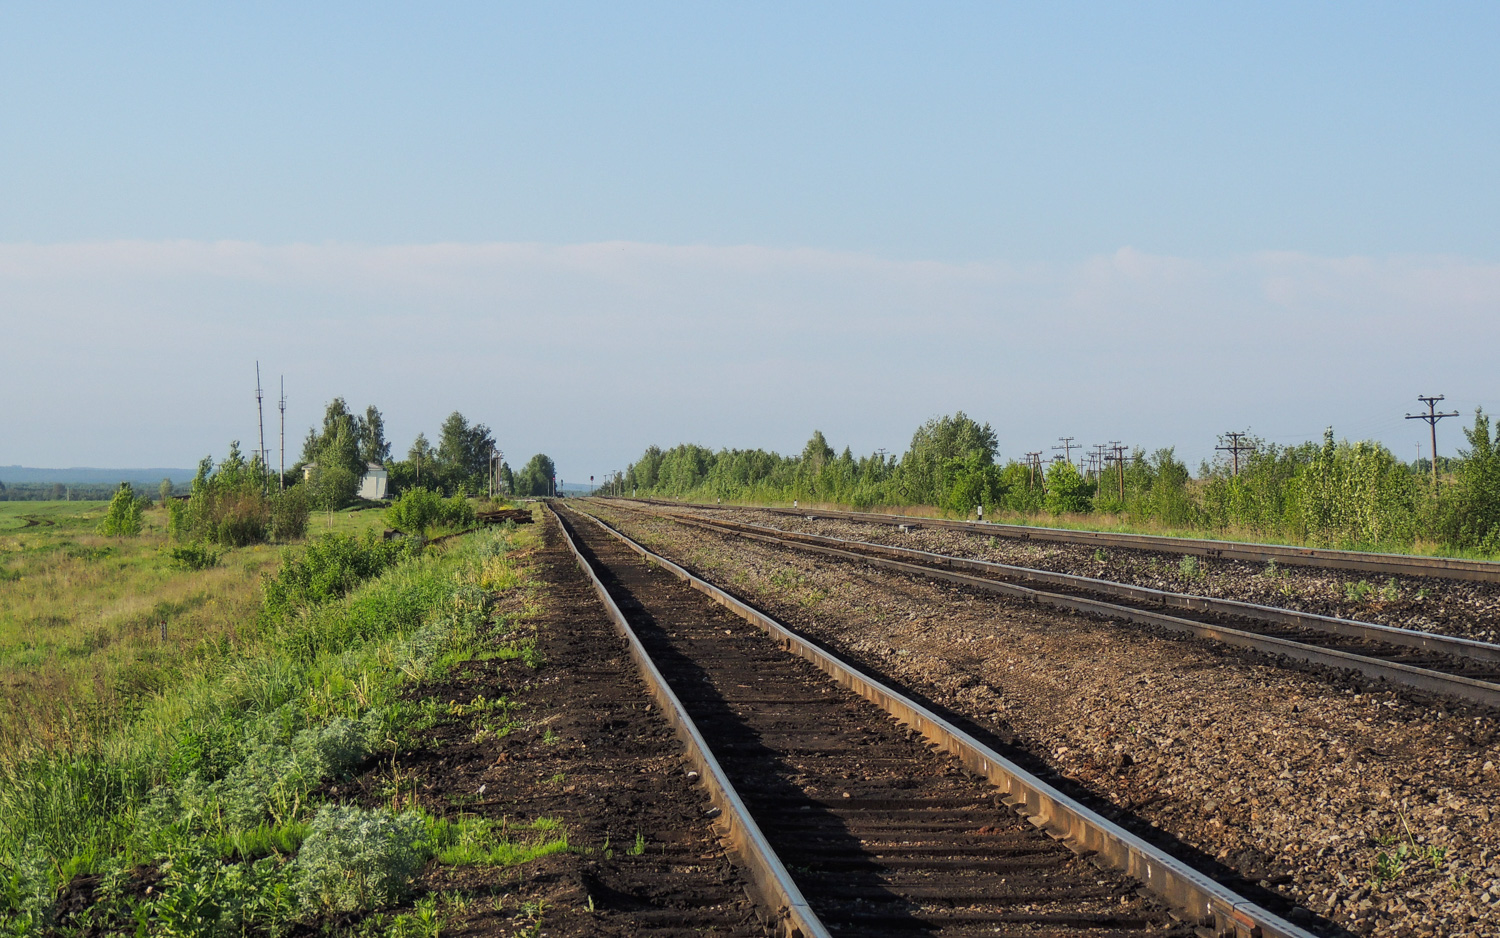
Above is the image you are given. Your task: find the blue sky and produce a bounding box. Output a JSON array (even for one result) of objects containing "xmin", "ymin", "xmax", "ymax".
[{"xmin": 2, "ymin": 3, "xmax": 1498, "ymax": 477}]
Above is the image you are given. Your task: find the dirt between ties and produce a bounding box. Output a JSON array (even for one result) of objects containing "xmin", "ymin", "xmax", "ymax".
[{"xmin": 343, "ymin": 517, "xmax": 767, "ymax": 937}]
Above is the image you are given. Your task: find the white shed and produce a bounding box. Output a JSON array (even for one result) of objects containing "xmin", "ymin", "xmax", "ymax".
[{"xmin": 359, "ymin": 462, "xmax": 389, "ymax": 500}]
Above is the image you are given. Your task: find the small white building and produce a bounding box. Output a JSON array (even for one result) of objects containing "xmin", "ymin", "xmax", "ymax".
[{"xmin": 358, "ymin": 462, "xmax": 389, "ymax": 500}]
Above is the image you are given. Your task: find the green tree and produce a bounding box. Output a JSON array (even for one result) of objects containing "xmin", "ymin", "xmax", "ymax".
[
  {"xmin": 159, "ymin": 477, "xmax": 174, "ymax": 505},
  {"xmin": 359, "ymin": 405, "xmax": 391, "ymax": 466},
  {"xmin": 436, "ymin": 412, "xmax": 495, "ymax": 493},
  {"xmin": 1438, "ymin": 409, "xmax": 1500, "ymax": 551},
  {"xmin": 97, "ymin": 483, "xmax": 144, "ymax": 536},
  {"xmin": 301, "ymin": 398, "xmax": 381, "ymax": 480},
  {"xmin": 898, "ymin": 412, "xmax": 1000, "ymax": 507},
  {"xmin": 308, "ymin": 464, "xmax": 359, "ymax": 525},
  {"xmin": 515, "ymin": 454, "xmax": 557, "ymax": 496},
  {"xmin": 1044, "ymin": 461, "xmax": 1094, "ymax": 515}
]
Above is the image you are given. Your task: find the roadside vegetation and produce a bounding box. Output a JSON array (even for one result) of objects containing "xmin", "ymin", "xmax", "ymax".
[
  {"xmin": 620, "ymin": 410, "xmax": 1500, "ymax": 556},
  {"xmin": 0, "ymin": 510, "xmax": 547, "ymax": 936}
]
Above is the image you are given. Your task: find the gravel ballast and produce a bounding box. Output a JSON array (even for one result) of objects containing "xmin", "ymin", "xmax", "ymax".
[
  {"xmin": 670, "ymin": 504, "xmax": 1500, "ymax": 646},
  {"xmin": 589, "ymin": 503, "xmax": 1500, "ymax": 938}
]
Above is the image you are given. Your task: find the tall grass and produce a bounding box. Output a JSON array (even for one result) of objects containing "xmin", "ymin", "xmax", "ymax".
[
  {"xmin": 0, "ymin": 519, "xmax": 541, "ymax": 936},
  {"xmin": 0, "ymin": 503, "xmax": 388, "ymax": 752}
]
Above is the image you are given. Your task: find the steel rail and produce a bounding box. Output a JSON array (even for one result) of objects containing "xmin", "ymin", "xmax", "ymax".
[
  {"xmin": 565, "ymin": 503, "xmax": 1319, "ymax": 938},
  {"xmin": 547, "ymin": 505, "xmax": 830, "ymax": 938},
  {"xmin": 626, "ymin": 497, "xmax": 1500, "ymax": 584},
  {"xmin": 616, "ymin": 503, "xmax": 1500, "ymax": 670},
  {"xmin": 603, "ymin": 502, "xmax": 1500, "ymax": 710}
]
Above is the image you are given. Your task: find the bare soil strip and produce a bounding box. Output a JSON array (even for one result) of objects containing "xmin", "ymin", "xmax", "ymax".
[
  {"xmin": 557, "ymin": 505, "xmax": 1190, "ymax": 937},
  {"xmin": 585, "ymin": 502, "xmax": 1500, "ymax": 938},
  {"xmin": 353, "ymin": 517, "xmax": 767, "ymax": 937}
]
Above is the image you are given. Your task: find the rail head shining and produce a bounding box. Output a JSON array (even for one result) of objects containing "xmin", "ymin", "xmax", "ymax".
[
  {"xmin": 573, "ymin": 505, "xmax": 1319, "ymax": 938},
  {"xmin": 546, "ymin": 506, "xmax": 830, "ymax": 938}
]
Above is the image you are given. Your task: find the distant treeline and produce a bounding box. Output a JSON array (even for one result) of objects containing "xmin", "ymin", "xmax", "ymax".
[
  {"xmin": 0, "ymin": 481, "xmax": 164, "ymax": 502},
  {"xmin": 620, "ymin": 411, "xmax": 1500, "ymax": 554}
]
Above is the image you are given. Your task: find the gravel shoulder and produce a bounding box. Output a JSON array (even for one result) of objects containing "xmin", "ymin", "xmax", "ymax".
[
  {"xmin": 669, "ymin": 504, "xmax": 1500, "ymax": 645},
  {"xmin": 589, "ymin": 503, "xmax": 1500, "ymax": 938}
]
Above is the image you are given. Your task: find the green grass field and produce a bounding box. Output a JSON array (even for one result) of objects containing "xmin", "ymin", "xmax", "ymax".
[{"xmin": 0, "ymin": 500, "xmax": 390, "ymax": 752}]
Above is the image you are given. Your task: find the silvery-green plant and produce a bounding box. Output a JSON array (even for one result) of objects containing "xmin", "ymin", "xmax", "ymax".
[{"xmin": 295, "ymin": 806, "xmax": 425, "ymax": 912}]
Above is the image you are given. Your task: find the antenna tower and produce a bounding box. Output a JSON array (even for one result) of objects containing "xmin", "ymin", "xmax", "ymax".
[
  {"xmin": 255, "ymin": 362, "xmax": 268, "ymax": 492},
  {"xmin": 278, "ymin": 376, "xmax": 286, "ymax": 491}
]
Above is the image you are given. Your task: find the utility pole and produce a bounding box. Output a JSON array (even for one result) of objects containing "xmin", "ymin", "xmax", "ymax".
[
  {"xmin": 255, "ymin": 363, "xmax": 268, "ymax": 492},
  {"xmin": 1024, "ymin": 452, "xmax": 1042, "ymax": 488},
  {"xmin": 1406, "ymin": 395, "xmax": 1460, "ymax": 491},
  {"xmin": 1215, "ymin": 431, "xmax": 1252, "ymax": 477},
  {"xmin": 1052, "ymin": 437, "xmax": 1077, "ymax": 466},
  {"xmin": 1109, "ymin": 442, "xmax": 1128, "ymax": 502},
  {"xmin": 277, "ymin": 376, "xmax": 286, "ymax": 491}
]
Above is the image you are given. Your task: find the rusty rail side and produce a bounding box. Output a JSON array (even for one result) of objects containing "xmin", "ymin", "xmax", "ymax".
[
  {"xmin": 546, "ymin": 506, "xmax": 829, "ymax": 938},
  {"xmin": 623, "ymin": 505, "xmax": 1500, "ymax": 669},
  {"xmin": 626, "ymin": 497, "xmax": 1500, "ymax": 584},
  {"xmin": 569, "ymin": 505, "xmax": 1320, "ymax": 938}
]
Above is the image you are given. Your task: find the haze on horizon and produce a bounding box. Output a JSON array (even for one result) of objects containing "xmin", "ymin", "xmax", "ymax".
[{"xmin": 3, "ymin": 3, "xmax": 1498, "ymax": 480}]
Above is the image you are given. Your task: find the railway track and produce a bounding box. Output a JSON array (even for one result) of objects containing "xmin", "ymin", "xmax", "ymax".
[
  {"xmin": 629, "ymin": 498, "xmax": 1500, "ymax": 585},
  {"xmin": 601, "ymin": 500, "xmax": 1500, "ymax": 709},
  {"xmin": 550, "ymin": 504, "xmax": 1318, "ymax": 938}
]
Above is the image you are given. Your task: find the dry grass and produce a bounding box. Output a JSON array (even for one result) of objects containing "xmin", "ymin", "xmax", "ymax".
[{"xmin": 0, "ymin": 500, "xmax": 388, "ymax": 751}]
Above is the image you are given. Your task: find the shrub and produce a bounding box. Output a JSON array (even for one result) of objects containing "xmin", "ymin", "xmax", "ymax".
[
  {"xmin": 96, "ymin": 483, "xmax": 144, "ymax": 537},
  {"xmin": 262, "ymin": 531, "xmax": 413, "ymax": 622},
  {"xmin": 386, "ymin": 487, "xmax": 444, "ymax": 537},
  {"xmin": 167, "ymin": 544, "xmax": 223, "ymax": 571},
  {"xmin": 436, "ymin": 495, "xmax": 476, "ymax": 531},
  {"xmin": 1044, "ymin": 461, "xmax": 1094, "ymax": 514},
  {"xmin": 294, "ymin": 805, "xmax": 425, "ymax": 912},
  {"xmin": 386, "ymin": 488, "xmax": 474, "ymax": 537},
  {"xmin": 270, "ymin": 485, "xmax": 311, "ymax": 541}
]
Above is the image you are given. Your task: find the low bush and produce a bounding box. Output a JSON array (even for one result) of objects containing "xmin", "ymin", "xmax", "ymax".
[
  {"xmin": 261, "ymin": 531, "xmax": 414, "ymax": 623},
  {"xmin": 386, "ymin": 488, "xmax": 475, "ymax": 538},
  {"xmin": 270, "ymin": 485, "xmax": 311, "ymax": 541},
  {"xmin": 167, "ymin": 543, "xmax": 223, "ymax": 571},
  {"xmin": 294, "ymin": 805, "xmax": 426, "ymax": 912}
]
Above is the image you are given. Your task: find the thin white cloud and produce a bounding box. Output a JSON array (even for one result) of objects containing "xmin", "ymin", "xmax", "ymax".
[{"xmin": 1, "ymin": 240, "xmax": 1496, "ymax": 473}]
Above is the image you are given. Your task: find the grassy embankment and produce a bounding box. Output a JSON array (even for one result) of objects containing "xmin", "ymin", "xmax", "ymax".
[
  {"xmin": 0, "ymin": 501, "xmax": 556, "ymax": 936},
  {"xmin": 0, "ymin": 501, "xmax": 385, "ymax": 752}
]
